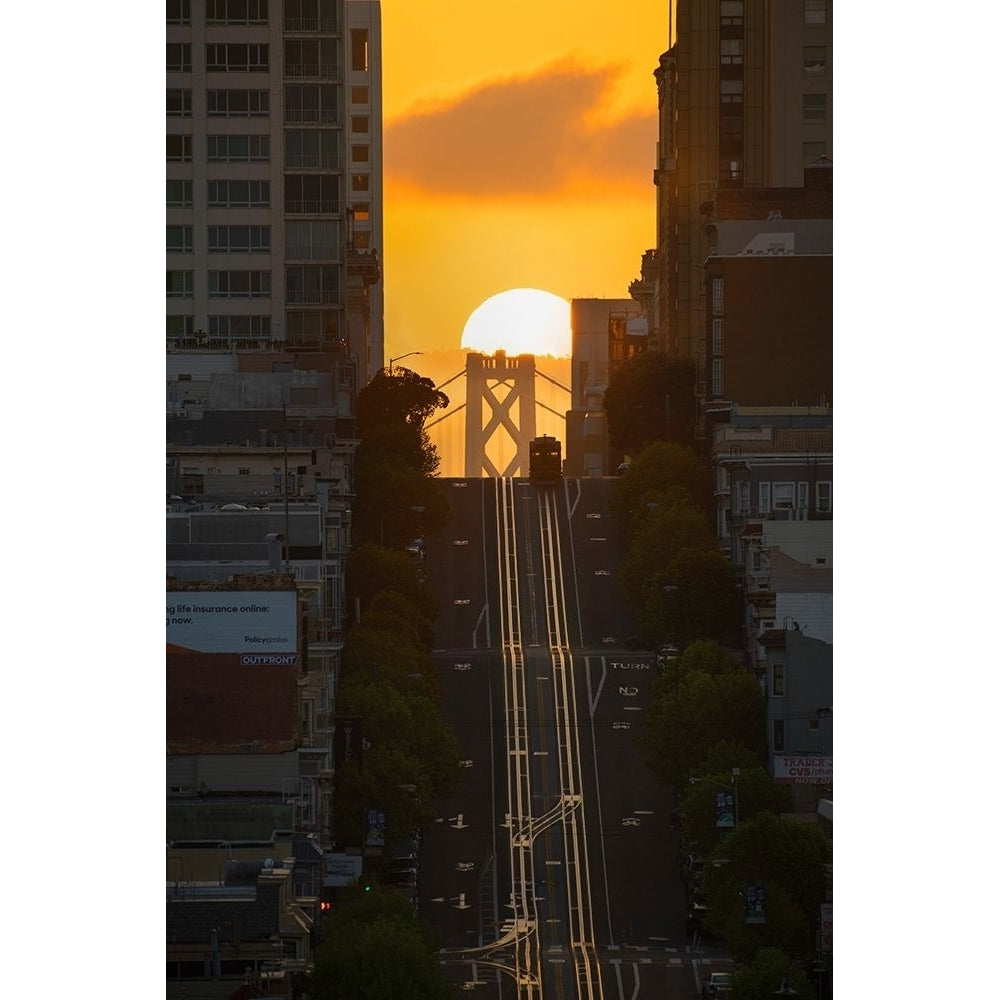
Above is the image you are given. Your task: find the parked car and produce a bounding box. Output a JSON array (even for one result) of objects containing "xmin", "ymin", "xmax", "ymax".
[{"xmin": 703, "ymin": 971, "xmax": 732, "ymax": 997}]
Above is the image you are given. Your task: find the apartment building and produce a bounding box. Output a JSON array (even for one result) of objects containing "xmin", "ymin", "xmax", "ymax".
[
  {"xmin": 564, "ymin": 298, "xmax": 644, "ymax": 477},
  {"xmin": 166, "ymin": 0, "xmax": 383, "ymax": 381},
  {"xmin": 650, "ymin": 0, "xmax": 832, "ymax": 384}
]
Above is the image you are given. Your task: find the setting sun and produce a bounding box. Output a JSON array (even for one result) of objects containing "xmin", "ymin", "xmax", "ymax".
[{"xmin": 460, "ymin": 288, "xmax": 572, "ymax": 358}]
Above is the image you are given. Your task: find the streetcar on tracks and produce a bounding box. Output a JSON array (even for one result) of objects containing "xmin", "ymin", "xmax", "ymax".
[{"xmin": 528, "ymin": 435, "xmax": 562, "ymax": 486}]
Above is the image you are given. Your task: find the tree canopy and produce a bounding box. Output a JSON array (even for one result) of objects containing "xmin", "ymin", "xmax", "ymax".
[
  {"xmin": 311, "ymin": 885, "xmax": 456, "ymax": 1000},
  {"xmin": 640, "ymin": 662, "xmax": 767, "ymax": 788},
  {"xmin": 353, "ymin": 366, "xmax": 451, "ymax": 545},
  {"xmin": 346, "ymin": 542, "xmax": 438, "ymax": 623},
  {"xmin": 609, "ymin": 440, "xmax": 713, "ymax": 543},
  {"xmin": 637, "ymin": 546, "xmax": 741, "ymax": 649},
  {"xmin": 603, "ymin": 352, "xmax": 697, "ymax": 451},
  {"xmin": 702, "ymin": 813, "xmax": 832, "ymax": 964}
]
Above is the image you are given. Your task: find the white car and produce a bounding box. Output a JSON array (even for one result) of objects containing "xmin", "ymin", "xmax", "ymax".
[{"xmin": 703, "ymin": 971, "xmax": 732, "ymax": 997}]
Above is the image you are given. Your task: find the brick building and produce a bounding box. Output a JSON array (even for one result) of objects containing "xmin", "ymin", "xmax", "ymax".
[{"xmin": 704, "ymin": 163, "xmax": 832, "ymax": 411}]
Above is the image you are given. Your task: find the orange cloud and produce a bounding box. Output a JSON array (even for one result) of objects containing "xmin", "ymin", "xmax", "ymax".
[{"xmin": 385, "ymin": 60, "xmax": 655, "ymax": 197}]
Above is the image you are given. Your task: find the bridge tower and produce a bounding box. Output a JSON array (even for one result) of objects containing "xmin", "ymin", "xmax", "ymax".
[{"xmin": 464, "ymin": 351, "xmax": 537, "ymax": 477}]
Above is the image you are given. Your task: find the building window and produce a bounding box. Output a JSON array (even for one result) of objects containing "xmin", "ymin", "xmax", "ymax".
[
  {"xmin": 167, "ymin": 179, "xmax": 194, "ymax": 208},
  {"xmin": 797, "ymin": 482, "xmax": 808, "ymax": 511},
  {"xmin": 206, "ymin": 43, "xmax": 269, "ymax": 72},
  {"xmin": 773, "ymin": 718, "xmax": 785, "ymax": 752},
  {"xmin": 351, "ymin": 115, "xmax": 369, "ymax": 134},
  {"xmin": 286, "ymin": 265, "xmax": 339, "ymax": 304},
  {"xmin": 803, "ymin": 93, "xmax": 827, "ymax": 122},
  {"xmin": 352, "ymin": 203, "xmax": 370, "ymax": 222},
  {"xmin": 167, "ymin": 0, "xmax": 191, "ymax": 24},
  {"xmin": 206, "ymin": 0, "xmax": 268, "ymax": 25},
  {"xmin": 351, "ymin": 173, "xmax": 369, "ymax": 192},
  {"xmin": 284, "ymin": 174, "xmax": 337, "ymax": 213},
  {"xmin": 208, "ymin": 270, "xmax": 271, "ymax": 298},
  {"xmin": 720, "ymin": 156, "xmax": 743, "ymax": 184},
  {"xmin": 167, "ymin": 271, "xmax": 194, "ymax": 298},
  {"xmin": 351, "ymin": 86, "xmax": 369, "ymax": 105},
  {"xmin": 351, "ymin": 29, "xmax": 369, "ymax": 71},
  {"xmin": 816, "ymin": 481, "xmax": 832, "ymax": 512},
  {"xmin": 353, "ymin": 231, "xmax": 370, "ymax": 248},
  {"xmin": 809, "ymin": 718, "xmax": 819, "ymax": 732},
  {"xmin": 167, "ymin": 43, "xmax": 192, "ymax": 72},
  {"xmin": 286, "ymin": 309, "xmax": 339, "ymax": 345},
  {"xmin": 804, "ymin": 0, "xmax": 827, "ymax": 25},
  {"xmin": 166, "ymin": 134, "xmax": 193, "ymax": 162},
  {"xmin": 167, "ymin": 225, "xmax": 194, "ymax": 253},
  {"xmin": 167, "ymin": 315, "xmax": 194, "ymax": 339},
  {"xmin": 736, "ymin": 481, "xmax": 750, "ymax": 514},
  {"xmin": 284, "ymin": 0, "xmax": 338, "ymax": 33},
  {"xmin": 712, "ymin": 318, "xmax": 724, "ymax": 355},
  {"xmin": 803, "ymin": 45, "xmax": 827, "ymax": 73},
  {"xmin": 284, "ymin": 129, "xmax": 338, "ymax": 169},
  {"xmin": 711, "ymin": 277, "xmax": 724, "ymax": 315},
  {"xmin": 711, "ymin": 359, "xmax": 724, "ymax": 397},
  {"xmin": 238, "ymin": 467, "xmax": 251, "ymax": 476},
  {"xmin": 284, "ymin": 84, "xmax": 338, "ymax": 123},
  {"xmin": 208, "ymin": 225, "xmax": 271, "ymax": 253},
  {"xmin": 207, "ymin": 180, "xmax": 270, "ymax": 207},
  {"xmin": 207, "ymin": 89, "xmax": 270, "ymax": 117},
  {"xmin": 207, "ymin": 134, "xmax": 270, "ymax": 162},
  {"xmin": 166, "ymin": 179, "xmax": 195, "ymax": 211},
  {"xmin": 720, "ymin": 39, "xmax": 743, "ymax": 64},
  {"xmin": 773, "ymin": 482, "xmax": 795, "ymax": 510},
  {"xmin": 759, "ymin": 482, "xmax": 771, "ymax": 514},
  {"xmin": 720, "ymin": 0, "xmax": 743, "ymax": 26},
  {"xmin": 167, "ymin": 89, "xmax": 193, "ymax": 117},
  {"xmin": 284, "ymin": 38, "xmax": 337, "ymax": 77},
  {"xmin": 719, "ymin": 116, "xmax": 743, "ymax": 149},
  {"xmin": 720, "ymin": 79, "xmax": 744, "ymax": 104},
  {"xmin": 351, "ymin": 144, "xmax": 369, "ymax": 163},
  {"xmin": 285, "ymin": 220, "xmax": 336, "ymax": 260},
  {"xmin": 208, "ymin": 314, "xmax": 271, "ymax": 339},
  {"xmin": 802, "ymin": 141, "xmax": 826, "ymax": 167}
]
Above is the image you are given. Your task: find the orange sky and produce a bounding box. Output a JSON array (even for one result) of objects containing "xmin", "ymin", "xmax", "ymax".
[{"xmin": 380, "ymin": 0, "xmax": 670, "ymax": 360}]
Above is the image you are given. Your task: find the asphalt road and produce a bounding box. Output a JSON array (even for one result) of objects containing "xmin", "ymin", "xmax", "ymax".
[{"xmin": 420, "ymin": 476, "xmax": 721, "ymax": 999}]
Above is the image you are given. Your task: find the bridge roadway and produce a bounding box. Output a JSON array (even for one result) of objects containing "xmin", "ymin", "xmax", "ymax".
[{"xmin": 418, "ymin": 477, "xmax": 716, "ymax": 999}]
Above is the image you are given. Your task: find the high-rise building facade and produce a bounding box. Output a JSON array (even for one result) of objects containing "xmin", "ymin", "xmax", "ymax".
[
  {"xmin": 651, "ymin": 0, "xmax": 832, "ymax": 385},
  {"xmin": 166, "ymin": 0, "xmax": 383, "ymax": 380}
]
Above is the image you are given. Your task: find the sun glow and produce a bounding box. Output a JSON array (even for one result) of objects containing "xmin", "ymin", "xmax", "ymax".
[{"xmin": 460, "ymin": 288, "xmax": 572, "ymax": 358}]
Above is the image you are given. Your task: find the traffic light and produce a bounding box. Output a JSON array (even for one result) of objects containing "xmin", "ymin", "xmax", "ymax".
[{"xmin": 363, "ymin": 882, "xmax": 372, "ymax": 892}]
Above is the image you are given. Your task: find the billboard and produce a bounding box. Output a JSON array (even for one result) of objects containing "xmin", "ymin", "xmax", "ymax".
[
  {"xmin": 773, "ymin": 755, "xmax": 832, "ymax": 785},
  {"xmin": 167, "ymin": 591, "xmax": 297, "ymax": 653}
]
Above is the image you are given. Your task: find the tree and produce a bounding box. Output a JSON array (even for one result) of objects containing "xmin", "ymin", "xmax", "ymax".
[
  {"xmin": 312, "ymin": 885, "xmax": 455, "ymax": 1000},
  {"xmin": 347, "ymin": 543, "xmax": 438, "ymax": 623},
  {"xmin": 732, "ymin": 948, "xmax": 815, "ymax": 1000},
  {"xmin": 701, "ymin": 814, "xmax": 832, "ymax": 965},
  {"xmin": 332, "ymin": 677, "xmax": 462, "ymax": 848},
  {"xmin": 638, "ymin": 547, "xmax": 741, "ymax": 648},
  {"xmin": 640, "ymin": 665, "xmax": 767, "ymax": 788},
  {"xmin": 609, "ymin": 440, "xmax": 713, "ymax": 543},
  {"xmin": 366, "ymin": 590, "xmax": 436, "ymax": 652},
  {"xmin": 618, "ymin": 504, "xmax": 716, "ymax": 609},
  {"xmin": 353, "ymin": 365, "xmax": 452, "ymax": 545},
  {"xmin": 680, "ymin": 760, "xmax": 794, "ymax": 858},
  {"xmin": 603, "ymin": 352, "xmax": 696, "ymax": 451}
]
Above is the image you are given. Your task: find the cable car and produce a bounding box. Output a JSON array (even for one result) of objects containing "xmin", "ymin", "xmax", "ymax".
[{"xmin": 528, "ymin": 435, "xmax": 562, "ymax": 485}]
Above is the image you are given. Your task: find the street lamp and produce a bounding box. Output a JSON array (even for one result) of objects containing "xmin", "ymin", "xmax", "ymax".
[{"xmin": 388, "ymin": 351, "xmax": 422, "ymax": 375}]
